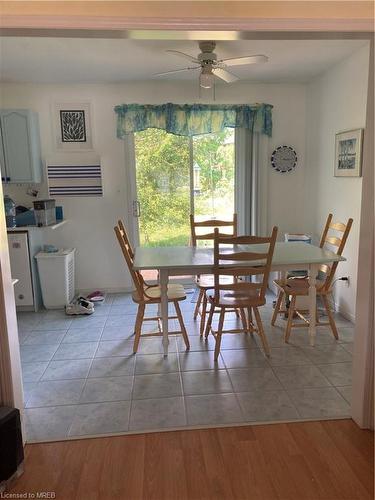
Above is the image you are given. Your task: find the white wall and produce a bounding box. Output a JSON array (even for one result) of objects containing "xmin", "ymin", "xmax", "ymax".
[
  {"xmin": 0, "ymin": 81, "xmax": 307, "ymax": 292},
  {"xmin": 304, "ymin": 44, "xmax": 370, "ymax": 322}
]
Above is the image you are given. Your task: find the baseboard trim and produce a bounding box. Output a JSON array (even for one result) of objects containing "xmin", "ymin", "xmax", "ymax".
[
  {"xmin": 78, "ymin": 287, "xmax": 134, "ymax": 295},
  {"xmin": 24, "ymin": 416, "xmax": 353, "ymax": 446},
  {"xmin": 77, "ymin": 280, "xmax": 196, "ymax": 296},
  {"xmin": 328, "ymin": 296, "xmax": 356, "ymax": 324}
]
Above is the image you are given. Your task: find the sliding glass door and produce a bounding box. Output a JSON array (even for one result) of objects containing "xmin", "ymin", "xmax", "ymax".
[
  {"xmin": 133, "ymin": 127, "xmax": 235, "ymax": 247},
  {"xmin": 134, "ymin": 129, "xmax": 191, "ymax": 247},
  {"xmin": 192, "ymin": 128, "xmax": 235, "ymax": 222}
]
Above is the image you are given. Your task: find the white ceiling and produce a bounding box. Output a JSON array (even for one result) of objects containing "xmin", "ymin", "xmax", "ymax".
[{"xmin": 0, "ymin": 38, "xmax": 367, "ymax": 84}]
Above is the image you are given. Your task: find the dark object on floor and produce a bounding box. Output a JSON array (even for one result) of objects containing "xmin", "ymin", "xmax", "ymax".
[
  {"xmin": 0, "ymin": 407, "xmax": 24, "ymax": 483},
  {"xmin": 86, "ymin": 290, "xmax": 105, "ymax": 303}
]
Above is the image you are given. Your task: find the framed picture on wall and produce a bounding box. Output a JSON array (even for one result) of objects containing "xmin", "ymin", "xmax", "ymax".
[
  {"xmin": 53, "ymin": 102, "xmax": 93, "ymax": 151},
  {"xmin": 334, "ymin": 128, "xmax": 363, "ymax": 177}
]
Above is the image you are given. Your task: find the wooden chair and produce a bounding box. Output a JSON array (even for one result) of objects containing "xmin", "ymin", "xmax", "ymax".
[
  {"xmin": 118, "ymin": 219, "xmax": 160, "ymax": 286},
  {"xmin": 205, "ymin": 226, "xmax": 278, "ymax": 361},
  {"xmin": 114, "ymin": 223, "xmax": 190, "ymax": 353},
  {"xmin": 117, "ymin": 219, "xmax": 134, "ymax": 259},
  {"xmin": 190, "ymin": 214, "xmax": 239, "ymax": 336},
  {"xmin": 271, "ymin": 214, "xmax": 353, "ymax": 342}
]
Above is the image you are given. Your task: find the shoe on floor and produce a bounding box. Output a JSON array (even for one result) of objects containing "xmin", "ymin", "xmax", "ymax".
[
  {"xmin": 66, "ymin": 302, "xmax": 94, "ymax": 315},
  {"xmin": 86, "ymin": 290, "xmax": 105, "ymax": 302},
  {"xmin": 76, "ymin": 296, "xmax": 94, "ymax": 309}
]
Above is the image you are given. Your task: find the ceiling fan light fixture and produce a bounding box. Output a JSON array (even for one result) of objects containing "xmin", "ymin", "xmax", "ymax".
[
  {"xmin": 157, "ymin": 41, "xmax": 268, "ymax": 90},
  {"xmin": 199, "ymin": 66, "xmax": 214, "ymax": 89}
]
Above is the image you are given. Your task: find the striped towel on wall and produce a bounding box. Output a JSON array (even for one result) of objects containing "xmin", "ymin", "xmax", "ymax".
[{"xmin": 47, "ymin": 163, "xmax": 103, "ymax": 197}]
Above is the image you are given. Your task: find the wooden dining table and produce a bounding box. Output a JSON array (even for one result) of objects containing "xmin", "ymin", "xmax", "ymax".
[{"xmin": 133, "ymin": 241, "xmax": 345, "ymax": 355}]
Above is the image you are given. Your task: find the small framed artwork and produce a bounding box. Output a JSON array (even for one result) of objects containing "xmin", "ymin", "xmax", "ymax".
[
  {"xmin": 53, "ymin": 102, "xmax": 93, "ymax": 151},
  {"xmin": 334, "ymin": 128, "xmax": 363, "ymax": 177}
]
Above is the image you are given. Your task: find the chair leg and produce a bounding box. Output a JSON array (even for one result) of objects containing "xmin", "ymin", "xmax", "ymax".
[
  {"xmin": 247, "ymin": 307, "xmax": 253, "ymax": 329},
  {"xmin": 200, "ymin": 293, "xmax": 208, "ymax": 337},
  {"xmin": 193, "ymin": 288, "xmax": 204, "ymax": 320},
  {"xmin": 205, "ymin": 301, "xmax": 215, "ymax": 338},
  {"xmin": 254, "ymin": 307, "xmax": 270, "ymax": 356},
  {"xmin": 240, "ymin": 308, "xmax": 248, "ymax": 332},
  {"xmin": 174, "ymin": 300, "xmax": 190, "ymax": 350},
  {"xmin": 214, "ymin": 308, "xmax": 225, "ymax": 361},
  {"xmin": 271, "ymin": 291, "xmax": 283, "ymax": 326},
  {"xmin": 322, "ymin": 294, "xmax": 339, "ymax": 340},
  {"xmin": 133, "ymin": 303, "xmax": 145, "ymax": 354},
  {"xmin": 284, "ymin": 295, "xmax": 296, "ymax": 343}
]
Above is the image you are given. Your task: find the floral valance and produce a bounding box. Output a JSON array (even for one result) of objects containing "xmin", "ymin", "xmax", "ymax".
[{"xmin": 114, "ymin": 103, "xmax": 273, "ymax": 138}]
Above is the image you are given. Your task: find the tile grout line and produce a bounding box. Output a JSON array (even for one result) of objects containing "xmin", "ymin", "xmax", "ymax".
[
  {"xmin": 128, "ymin": 351, "xmax": 140, "ymax": 432},
  {"xmin": 126, "ymin": 299, "xmax": 155, "ymax": 433},
  {"xmin": 22, "ymin": 309, "xmax": 107, "ymax": 431},
  {"xmin": 65, "ymin": 338, "xmax": 102, "ymax": 438},
  {"xmin": 23, "ymin": 322, "xmax": 70, "ymax": 436},
  {"xmin": 267, "ymin": 362, "xmax": 314, "ymax": 419},
  {"xmin": 222, "ymin": 352, "xmax": 248, "ymax": 422},
  {"xmin": 19, "ymin": 294, "xmax": 354, "ymax": 439},
  {"xmin": 22, "ymin": 336, "xmax": 65, "ymax": 387},
  {"xmin": 176, "ymin": 337, "xmax": 188, "ymax": 426},
  {"xmin": 35, "ymin": 345, "xmax": 62, "ymax": 383},
  {"xmin": 266, "ymin": 332, "xmax": 352, "ymax": 415}
]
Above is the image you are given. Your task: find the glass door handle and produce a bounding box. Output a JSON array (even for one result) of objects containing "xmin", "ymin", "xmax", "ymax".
[{"xmin": 132, "ymin": 200, "xmax": 141, "ymax": 217}]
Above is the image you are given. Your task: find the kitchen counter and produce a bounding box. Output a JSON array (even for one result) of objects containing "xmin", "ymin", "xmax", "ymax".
[{"xmin": 7, "ymin": 220, "xmax": 67, "ymax": 231}]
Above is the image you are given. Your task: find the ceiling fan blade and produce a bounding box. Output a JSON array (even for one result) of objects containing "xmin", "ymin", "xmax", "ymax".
[
  {"xmin": 166, "ymin": 50, "xmax": 200, "ymax": 64},
  {"xmin": 219, "ymin": 54, "xmax": 268, "ymax": 67},
  {"xmin": 212, "ymin": 67, "xmax": 239, "ymax": 83},
  {"xmin": 154, "ymin": 66, "xmax": 200, "ymax": 77}
]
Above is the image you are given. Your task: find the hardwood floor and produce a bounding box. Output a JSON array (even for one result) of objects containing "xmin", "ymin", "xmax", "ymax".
[{"xmin": 10, "ymin": 419, "xmax": 373, "ymax": 500}]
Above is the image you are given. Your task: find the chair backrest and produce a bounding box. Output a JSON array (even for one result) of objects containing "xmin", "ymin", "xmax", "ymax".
[
  {"xmin": 114, "ymin": 223, "xmax": 144, "ymax": 298},
  {"xmin": 318, "ymin": 213, "xmax": 353, "ymax": 290},
  {"xmin": 190, "ymin": 213, "xmax": 238, "ymax": 247},
  {"xmin": 212, "ymin": 226, "xmax": 278, "ymax": 304},
  {"xmin": 117, "ymin": 219, "xmax": 134, "ymax": 259}
]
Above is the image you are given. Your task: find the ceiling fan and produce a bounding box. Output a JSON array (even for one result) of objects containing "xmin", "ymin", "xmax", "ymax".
[{"xmin": 154, "ymin": 41, "xmax": 268, "ymax": 88}]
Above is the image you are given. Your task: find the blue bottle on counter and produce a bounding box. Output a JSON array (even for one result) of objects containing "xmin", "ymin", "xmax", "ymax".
[{"xmin": 4, "ymin": 195, "xmax": 16, "ymax": 228}]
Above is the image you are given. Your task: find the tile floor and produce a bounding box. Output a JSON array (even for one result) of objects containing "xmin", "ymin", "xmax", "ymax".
[{"xmin": 18, "ymin": 292, "xmax": 354, "ymax": 442}]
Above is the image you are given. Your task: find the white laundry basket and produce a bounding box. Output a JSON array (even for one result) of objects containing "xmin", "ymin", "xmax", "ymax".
[{"xmin": 35, "ymin": 248, "xmax": 75, "ymax": 309}]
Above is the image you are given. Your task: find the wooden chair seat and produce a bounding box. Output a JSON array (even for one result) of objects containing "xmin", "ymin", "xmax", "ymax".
[
  {"xmin": 132, "ymin": 284, "xmax": 186, "ymax": 303},
  {"xmin": 196, "ymin": 274, "xmax": 236, "ymax": 289},
  {"xmin": 274, "ymin": 278, "xmax": 329, "ymax": 296},
  {"xmin": 207, "ymin": 289, "xmax": 265, "ymax": 308}
]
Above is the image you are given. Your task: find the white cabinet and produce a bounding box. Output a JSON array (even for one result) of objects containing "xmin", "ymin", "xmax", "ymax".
[
  {"xmin": 7, "ymin": 233, "xmax": 34, "ymax": 307},
  {"xmin": 0, "ymin": 109, "xmax": 43, "ymax": 184},
  {"xmin": 7, "ymin": 230, "xmax": 43, "ymax": 311}
]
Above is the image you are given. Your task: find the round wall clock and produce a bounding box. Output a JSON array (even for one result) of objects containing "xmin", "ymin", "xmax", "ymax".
[{"xmin": 271, "ymin": 145, "xmax": 298, "ymax": 173}]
